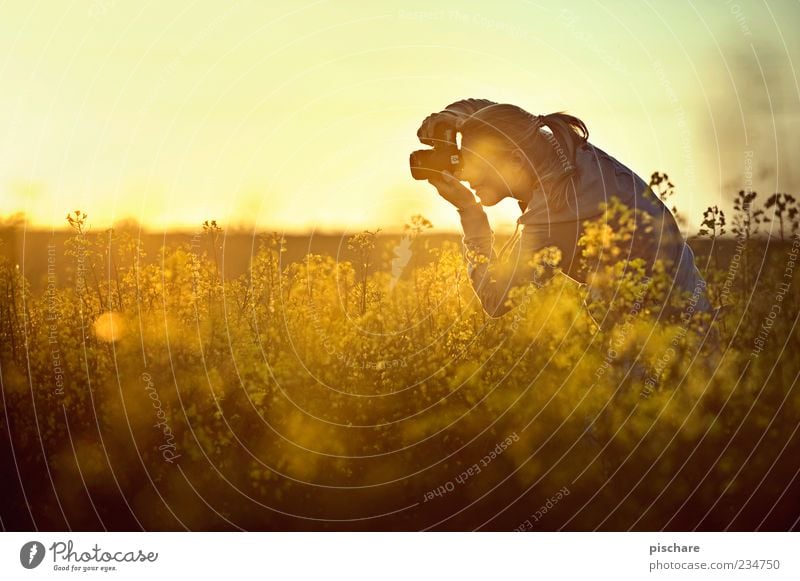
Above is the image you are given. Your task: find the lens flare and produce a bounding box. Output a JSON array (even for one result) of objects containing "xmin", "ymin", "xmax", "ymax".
[{"xmin": 93, "ymin": 311, "xmax": 126, "ymax": 343}]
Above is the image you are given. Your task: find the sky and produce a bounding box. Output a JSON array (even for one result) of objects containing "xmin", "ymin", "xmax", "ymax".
[{"xmin": 1, "ymin": 0, "xmax": 798, "ymax": 234}]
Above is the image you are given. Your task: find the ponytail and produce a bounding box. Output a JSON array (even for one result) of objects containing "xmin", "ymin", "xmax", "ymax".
[{"xmin": 535, "ymin": 112, "xmax": 589, "ymax": 211}]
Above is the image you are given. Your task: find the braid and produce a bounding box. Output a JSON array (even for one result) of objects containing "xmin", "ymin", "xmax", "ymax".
[{"xmin": 443, "ymin": 98, "xmax": 498, "ymax": 118}]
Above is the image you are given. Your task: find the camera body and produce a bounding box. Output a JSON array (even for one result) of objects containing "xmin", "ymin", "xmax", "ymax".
[{"xmin": 409, "ymin": 117, "xmax": 462, "ymax": 181}]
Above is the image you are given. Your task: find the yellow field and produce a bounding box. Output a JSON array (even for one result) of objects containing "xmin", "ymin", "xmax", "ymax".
[{"xmin": 1, "ymin": 194, "xmax": 798, "ymax": 531}]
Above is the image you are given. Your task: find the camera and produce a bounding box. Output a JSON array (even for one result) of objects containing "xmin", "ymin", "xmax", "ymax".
[{"xmin": 409, "ymin": 116, "xmax": 462, "ymax": 181}]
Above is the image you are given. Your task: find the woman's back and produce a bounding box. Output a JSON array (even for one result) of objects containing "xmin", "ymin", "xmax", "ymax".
[
  {"xmin": 522, "ymin": 143, "xmax": 697, "ymax": 276},
  {"xmin": 460, "ymin": 140, "xmax": 712, "ymax": 322}
]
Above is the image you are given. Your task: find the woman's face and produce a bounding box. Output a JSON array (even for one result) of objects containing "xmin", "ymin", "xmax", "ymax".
[{"xmin": 456, "ymin": 133, "xmax": 535, "ymax": 206}]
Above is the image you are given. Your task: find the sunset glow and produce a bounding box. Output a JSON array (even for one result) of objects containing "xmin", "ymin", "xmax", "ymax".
[{"xmin": 2, "ymin": 1, "xmax": 798, "ymax": 233}]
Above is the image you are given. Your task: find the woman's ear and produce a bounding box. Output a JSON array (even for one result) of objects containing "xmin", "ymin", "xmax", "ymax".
[
  {"xmin": 510, "ymin": 148, "xmax": 537, "ymax": 191},
  {"xmin": 511, "ymin": 148, "xmax": 526, "ymax": 167},
  {"xmin": 511, "ymin": 148, "xmax": 531, "ymax": 175}
]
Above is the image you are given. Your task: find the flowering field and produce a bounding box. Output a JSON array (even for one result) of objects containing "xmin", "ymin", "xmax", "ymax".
[{"xmin": 1, "ymin": 187, "xmax": 799, "ymax": 531}]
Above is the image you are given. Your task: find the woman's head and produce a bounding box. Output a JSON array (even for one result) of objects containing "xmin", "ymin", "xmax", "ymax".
[{"xmin": 452, "ymin": 101, "xmax": 589, "ymax": 210}]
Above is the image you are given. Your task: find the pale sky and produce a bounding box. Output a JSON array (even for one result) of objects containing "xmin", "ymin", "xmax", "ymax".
[{"xmin": 1, "ymin": 0, "xmax": 798, "ymax": 234}]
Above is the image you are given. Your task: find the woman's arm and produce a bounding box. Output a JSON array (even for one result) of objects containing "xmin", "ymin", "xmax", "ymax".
[{"xmin": 458, "ymin": 203, "xmax": 558, "ymax": 318}]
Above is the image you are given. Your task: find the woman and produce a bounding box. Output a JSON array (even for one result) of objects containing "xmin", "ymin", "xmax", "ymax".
[{"xmin": 418, "ymin": 98, "xmax": 713, "ymax": 329}]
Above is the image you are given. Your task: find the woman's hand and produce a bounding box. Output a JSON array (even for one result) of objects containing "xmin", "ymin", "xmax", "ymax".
[
  {"xmin": 416, "ymin": 110, "xmax": 462, "ymax": 144},
  {"xmin": 417, "ymin": 109, "xmax": 477, "ymax": 209},
  {"xmin": 427, "ymin": 170, "xmax": 479, "ymax": 210}
]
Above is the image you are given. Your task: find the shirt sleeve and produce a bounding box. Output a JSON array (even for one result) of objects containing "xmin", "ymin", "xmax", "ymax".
[{"xmin": 458, "ymin": 203, "xmax": 557, "ymax": 318}]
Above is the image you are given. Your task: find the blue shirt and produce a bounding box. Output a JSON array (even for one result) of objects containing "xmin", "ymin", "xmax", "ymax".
[{"xmin": 457, "ymin": 141, "xmax": 712, "ymax": 322}]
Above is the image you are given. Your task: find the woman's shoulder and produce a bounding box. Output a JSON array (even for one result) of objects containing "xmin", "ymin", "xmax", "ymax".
[
  {"xmin": 521, "ymin": 141, "xmax": 663, "ymax": 226},
  {"xmin": 577, "ymin": 141, "xmax": 642, "ymax": 189},
  {"xmin": 575, "ymin": 141, "xmax": 663, "ymax": 213},
  {"xmin": 520, "ymin": 142, "xmax": 612, "ymax": 225}
]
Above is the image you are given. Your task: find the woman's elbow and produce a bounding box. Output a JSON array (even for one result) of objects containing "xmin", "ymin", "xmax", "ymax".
[
  {"xmin": 478, "ymin": 281, "xmax": 542, "ymax": 319},
  {"xmin": 481, "ymin": 296, "xmax": 513, "ymax": 319}
]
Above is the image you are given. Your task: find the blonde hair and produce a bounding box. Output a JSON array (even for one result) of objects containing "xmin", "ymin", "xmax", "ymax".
[{"xmin": 452, "ymin": 101, "xmax": 589, "ymax": 212}]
